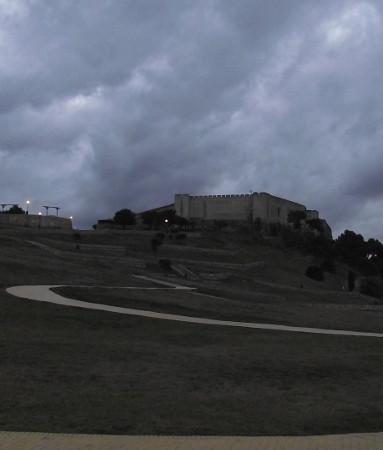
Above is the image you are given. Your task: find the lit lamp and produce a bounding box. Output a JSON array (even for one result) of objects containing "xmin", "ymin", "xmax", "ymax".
[
  {"xmin": 26, "ymin": 200, "xmax": 30, "ymax": 214},
  {"xmin": 164, "ymin": 219, "xmax": 168, "ymax": 223},
  {"xmin": 69, "ymin": 216, "xmax": 73, "ymax": 220}
]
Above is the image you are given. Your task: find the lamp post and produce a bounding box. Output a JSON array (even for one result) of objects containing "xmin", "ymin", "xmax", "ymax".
[{"xmin": 26, "ymin": 200, "xmax": 30, "ymax": 215}]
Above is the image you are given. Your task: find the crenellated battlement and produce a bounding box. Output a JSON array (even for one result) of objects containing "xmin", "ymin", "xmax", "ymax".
[{"xmin": 189, "ymin": 193, "xmax": 254, "ymax": 199}]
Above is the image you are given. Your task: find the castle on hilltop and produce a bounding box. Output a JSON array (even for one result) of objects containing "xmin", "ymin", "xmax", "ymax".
[
  {"xmin": 175, "ymin": 192, "xmax": 320, "ymax": 224},
  {"xmin": 137, "ymin": 192, "xmax": 332, "ymax": 237}
]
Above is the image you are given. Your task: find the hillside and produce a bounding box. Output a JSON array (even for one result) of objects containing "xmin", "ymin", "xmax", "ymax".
[{"xmin": 1, "ymin": 225, "xmax": 383, "ymax": 436}]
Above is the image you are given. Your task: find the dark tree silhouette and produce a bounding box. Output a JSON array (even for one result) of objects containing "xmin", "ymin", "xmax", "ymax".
[
  {"xmin": 5, "ymin": 205, "xmax": 25, "ymax": 214},
  {"xmin": 287, "ymin": 210, "xmax": 307, "ymax": 229},
  {"xmin": 73, "ymin": 232, "xmax": 81, "ymax": 251},
  {"xmin": 113, "ymin": 209, "xmax": 136, "ymax": 229}
]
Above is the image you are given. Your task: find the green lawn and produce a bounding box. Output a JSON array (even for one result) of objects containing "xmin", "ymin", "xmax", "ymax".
[
  {"xmin": 2, "ymin": 289, "xmax": 383, "ymax": 435},
  {"xmin": 54, "ymin": 284, "xmax": 383, "ymax": 333},
  {"xmin": 2, "ymin": 227, "xmax": 383, "ymax": 435}
]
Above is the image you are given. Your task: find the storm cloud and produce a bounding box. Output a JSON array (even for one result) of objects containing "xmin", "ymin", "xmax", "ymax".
[{"xmin": 0, "ymin": 0, "xmax": 383, "ymax": 238}]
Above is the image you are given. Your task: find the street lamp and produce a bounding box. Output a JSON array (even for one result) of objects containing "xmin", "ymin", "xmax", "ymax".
[
  {"xmin": 26, "ymin": 200, "xmax": 30, "ymax": 214},
  {"xmin": 69, "ymin": 216, "xmax": 73, "ymax": 220}
]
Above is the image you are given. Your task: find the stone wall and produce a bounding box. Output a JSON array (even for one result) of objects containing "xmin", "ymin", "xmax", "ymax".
[
  {"xmin": 176, "ymin": 194, "xmax": 253, "ymax": 221},
  {"xmin": 175, "ymin": 192, "xmax": 315, "ymax": 225},
  {"xmin": 0, "ymin": 214, "xmax": 72, "ymax": 229}
]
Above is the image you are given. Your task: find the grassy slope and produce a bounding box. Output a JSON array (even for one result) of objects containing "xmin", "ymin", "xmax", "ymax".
[
  {"xmin": 1, "ymin": 226, "xmax": 383, "ymax": 435},
  {"xmin": 2, "ymin": 290, "xmax": 383, "ymax": 435},
  {"xmin": 54, "ymin": 285, "xmax": 383, "ymax": 333}
]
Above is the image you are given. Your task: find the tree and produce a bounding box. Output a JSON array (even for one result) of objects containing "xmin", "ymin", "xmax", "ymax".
[
  {"xmin": 141, "ymin": 209, "xmax": 188, "ymax": 229},
  {"xmin": 142, "ymin": 210, "xmax": 159, "ymax": 228},
  {"xmin": 306, "ymin": 218, "xmax": 323, "ymax": 233},
  {"xmin": 113, "ymin": 209, "xmax": 136, "ymax": 229},
  {"xmin": 305, "ymin": 265, "xmax": 324, "ymax": 282},
  {"xmin": 348, "ymin": 270, "xmax": 356, "ymax": 292},
  {"xmin": 5, "ymin": 205, "xmax": 25, "ymax": 214},
  {"xmin": 287, "ymin": 210, "xmax": 307, "ymax": 229},
  {"xmin": 73, "ymin": 232, "xmax": 81, "ymax": 250},
  {"xmin": 334, "ymin": 230, "xmax": 367, "ymax": 270}
]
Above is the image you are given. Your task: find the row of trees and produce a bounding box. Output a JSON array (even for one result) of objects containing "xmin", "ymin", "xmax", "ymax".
[
  {"xmin": 111, "ymin": 208, "xmax": 191, "ymax": 230},
  {"xmin": 0, "ymin": 205, "xmax": 25, "ymax": 214},
  {"xmin": 278, "ymin": 225, "xmax": 383, "ymax": 277}
]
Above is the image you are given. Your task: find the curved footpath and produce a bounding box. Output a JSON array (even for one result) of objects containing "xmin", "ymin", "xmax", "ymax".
[
  {"xmin": 6, "ymin": 280, "xmax": 383, "ymax": 338},
  {"xmin": 4, "ymin": 280, "xmax": 383, "ymax": 449}
]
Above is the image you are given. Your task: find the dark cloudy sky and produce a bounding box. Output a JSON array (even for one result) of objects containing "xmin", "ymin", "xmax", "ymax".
[{"xmin": 0, "ymin": 0, "xmax": 382, "ymax": 238}]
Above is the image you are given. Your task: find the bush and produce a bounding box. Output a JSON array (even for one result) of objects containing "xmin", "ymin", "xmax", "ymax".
[
  {"xmin": 321, "ymin": 258, "xmax": 336, "ymax": 273},
  {"xmin": 175, "ymin": 233, "xmax": 187, "ymax": 240},
  {"xmin": 150, "ymin": 237, "xmax": 163, "ymax": 254},
  {"xmin": 158, "ymin": 259, "xmax": 172, "ymax": 271},
  {"xmin": 155, "ymin": 232, "xmax": 165, "ymax": 240},
  {"xmin": 305, "ymin": 265, "xmax": 324, "ymax": 281},
  {"xmin": 288, "ymin": 210, "xmax": 307, "ymax": 229},
  {"xmin": 269, "ymin": 222, "xmax": 282, "ymax": 237},
  {"xmin": 348, "ymin": 270, "xmax": 356, "ymax": 292},
  {"xmin": 306, "ymin": 218, "xmax": 323, "ymax": 232},
  {"xmin": 113, "ymin": 208, "xmax": 136, "ymax": 228},
  {"xmin": 360, "ymin": 277, "xmax": 383, "ymax": 299},
  {"xmin": 5, "ymin": 205, "xmax": 25, "ymax": 214}
]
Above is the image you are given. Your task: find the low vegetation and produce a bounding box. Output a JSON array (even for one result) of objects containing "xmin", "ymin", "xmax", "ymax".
[{"xmin": 1, "ymin": 223, "xmax": 383, "ymax": 435}]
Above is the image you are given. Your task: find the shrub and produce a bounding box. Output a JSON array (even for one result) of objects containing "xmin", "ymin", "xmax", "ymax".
[
  {"xmin": 360, "ymin": 277, "xmax": 383, "ymax": 299},
  {"xmin": 158, "ymin": 259, "xmax": 172, "ymax": 271},
  {"xmin": 269, "ymin": 222, "xmax": 282, "ymax": 236},
  {"xmin": 288, "ymin": 210, "xmax": 307, "ymax": 229},
  {"xmin": 305, "ymin": 265, "xmax": 324, "ymax": 281},
  {"xmin": 113, "ymin": 208, "xmax": 136, "ymax": 228},
  {"xmin": 150, "ymin": 237, "xmax": 163, "ymax": 254},
  {"xmin": 348, "ymin": 270, "xmax": 356, "ymax": 292},
  {"xmin": 306, "ymin": 218, "xmax": 323, "ymax": 232},
  {"xmin": 253, "ymin": 217, "xmax": 263, "ymax": 232},
  {"xmin": 5, "ymin": 205, "xmax": 25, "ymax": 214},
  {"xmin": 213, "ymin": 220, "xmax": 228, "ymax": 230},
  {"xmin": 321, "ymin": 258, "xmax": 336, "ymax": 273}
]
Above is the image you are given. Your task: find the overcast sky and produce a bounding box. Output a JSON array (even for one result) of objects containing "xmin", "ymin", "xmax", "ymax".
[{"xmin": 0, "ymin": 0, "xmax": 382, "ymax": 237}]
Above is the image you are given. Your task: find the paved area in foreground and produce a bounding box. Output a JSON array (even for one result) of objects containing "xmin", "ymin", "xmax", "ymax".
[
  {"xmin": 1, "ymin": 431, "xmax": 383, "ymax": 450},
  {"xmin": 6, "ymin": 280, "xmax": 383, "ymax": 338}
]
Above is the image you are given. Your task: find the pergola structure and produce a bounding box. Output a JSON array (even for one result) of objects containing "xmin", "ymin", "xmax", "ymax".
[{"xmin": 42, "ymin": 206, "xmax": 60, "ymax": 216}]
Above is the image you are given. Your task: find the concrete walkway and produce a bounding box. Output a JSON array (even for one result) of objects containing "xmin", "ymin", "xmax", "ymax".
[
  {"xmin": 6, "ymin": 280, "xmax": 383, "ymax": 338},
  {"xmin": 1, "ymin": 431, "xmax": 383, "ymax": 450}
]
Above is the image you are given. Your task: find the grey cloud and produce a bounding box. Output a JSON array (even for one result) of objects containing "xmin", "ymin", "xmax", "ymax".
[{"xmin": 0, "ymin": 0, "xmax": 383, "ymax": 238}]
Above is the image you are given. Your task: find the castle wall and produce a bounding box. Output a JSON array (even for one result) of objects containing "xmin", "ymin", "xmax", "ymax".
[
  {"xmin": 0, "ymin": 214, "xmax": 72, "ymax": 229},
  {"xmin": 176, "ymin": 192, "xmax": 309, "ymax": 224},
  {"xmin": 253, "ymin": 193, "xmax": 306, "ymax": 224},
  {"xmin": 176, "ymin": 194, "xmax": 253, "ymax": 221}
]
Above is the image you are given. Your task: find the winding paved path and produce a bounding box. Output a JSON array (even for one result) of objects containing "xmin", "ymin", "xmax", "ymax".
[
  {"xmin": 4, "ymin": 277, "xmax": 383, "ymax": 448},
  {"xmin": 6, "ymin": 278, "xmax": 383, "ymax": 338}
]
